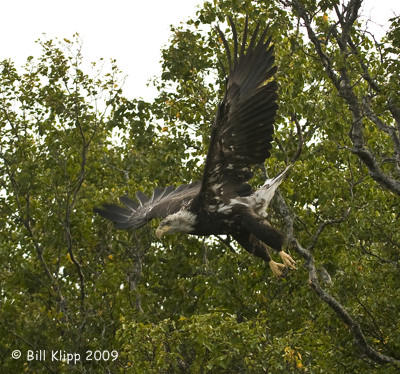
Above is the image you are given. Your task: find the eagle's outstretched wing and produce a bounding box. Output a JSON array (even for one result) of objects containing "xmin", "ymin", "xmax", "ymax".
[
  {"xmin": 199, "ymin": 17, "xmax": 278, "ymax": 209},
  {"xmin": 94, "ymin": 182, "xmax": 200, "ymax": 229}
]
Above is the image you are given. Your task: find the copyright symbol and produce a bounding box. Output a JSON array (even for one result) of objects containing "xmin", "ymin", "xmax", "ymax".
[{"xmin": 12, "ymin": 350, "xmax": 21, "ymax": 359}]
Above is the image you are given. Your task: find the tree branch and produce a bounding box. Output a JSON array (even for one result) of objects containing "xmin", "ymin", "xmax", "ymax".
[
  {"xmin": 2, "ymin": 156, "xmax": 67, "ymax": 315},
  {"xmin": 289, "ymin": 0, "xmax": 400, "ymax": 196},
  {"xmin": 273, "ymin": 188, "xmax": 400, "ymax": 366},
  {"xmin": 307, "ymin": 207, "xmax": 351, "ymax": 251}
]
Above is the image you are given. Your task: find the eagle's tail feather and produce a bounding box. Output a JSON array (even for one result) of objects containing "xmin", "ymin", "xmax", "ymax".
[{"xmin": 262, "ymin": 164, "xmax": 292, "ymax": 188}]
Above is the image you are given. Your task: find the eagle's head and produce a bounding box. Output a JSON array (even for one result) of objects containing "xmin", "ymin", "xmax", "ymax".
[{"xmin": 155, "ymin": 210, "xmax": 196, "ymax": 239}]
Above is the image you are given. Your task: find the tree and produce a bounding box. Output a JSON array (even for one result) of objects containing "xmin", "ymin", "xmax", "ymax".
[{"xmin": 1, "ymin": 1, "xmax": 399, "ymax": 373}]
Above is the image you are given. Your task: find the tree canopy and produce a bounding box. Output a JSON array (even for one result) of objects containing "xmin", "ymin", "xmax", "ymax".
[{"xmin": 1, "ymin": 1, "xmax": 399, "ymax": 373}]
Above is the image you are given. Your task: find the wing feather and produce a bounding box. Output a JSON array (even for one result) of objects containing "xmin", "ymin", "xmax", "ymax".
[
  {"xmin": 94, "ymin": 183, "xmax": 200, "ymax": 230},
  {"xmin": 199, "ymin": 18, "xmax": 278, "ymax": 209},
  {"xmin": 239, "ymin": 16, "xmax": 248, "ymax": 58},
  {"xmin": 135, "ymin": 191, "xmax": 149, "ymax": 206}
]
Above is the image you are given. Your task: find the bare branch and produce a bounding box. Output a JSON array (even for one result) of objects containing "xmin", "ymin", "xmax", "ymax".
[
  {"xmin": 126, "ymin": 237, "xmax": 145, "ymax": 314},
  {"xmin": 307, "ymin": 207, "xmax": 351, "ymax": 251},
  {"xmin": 273, "ymin": 189, "xmax": 400, "ymax": 366},
  {"xmin": 290, "ymin": 0, "xmax": 341, "ymax": 88},
  {"xmin": 295, "ymin": 236, "xmax": 400, "ymax": 365},
  {"xmin": 290, "ymin": 0, "xmax": 400, "ymax": 196}
]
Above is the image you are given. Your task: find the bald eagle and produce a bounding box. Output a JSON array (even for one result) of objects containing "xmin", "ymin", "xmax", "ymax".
[{"xmin": 95, "ymin": 17, "xmax": 296, "ymax": 276}]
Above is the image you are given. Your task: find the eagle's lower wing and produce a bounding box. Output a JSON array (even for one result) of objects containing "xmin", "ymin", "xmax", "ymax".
[
  {"xmin": 199, "ymin": 17, "xmax": 278, "ymax": 209},
  {"xmin": 94, "ymin": 182, "xmax": 200, "ymax": 229}
]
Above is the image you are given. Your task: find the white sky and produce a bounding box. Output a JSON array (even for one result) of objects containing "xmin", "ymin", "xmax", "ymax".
[{"xmin": 0, "ymin": 0, "xmax": 398, "ymax": 101}]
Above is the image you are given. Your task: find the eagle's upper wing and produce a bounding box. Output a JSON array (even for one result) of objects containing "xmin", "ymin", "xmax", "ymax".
[
  {"xmin": 199, "ymin": 17, "xmax": 278, "ymax": 209},
  {"xmin": 94, "ymin": 182, "xmax": 200, "ymax": 229}
]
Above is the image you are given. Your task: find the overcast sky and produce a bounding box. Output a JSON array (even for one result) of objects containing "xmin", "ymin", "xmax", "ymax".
[{"xmin": 0, "ymin": 0, "xmax": 398, "ymax": 101}]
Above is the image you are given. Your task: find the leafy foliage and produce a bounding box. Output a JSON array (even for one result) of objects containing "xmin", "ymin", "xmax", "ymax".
[{"xmin": 1, "ymin": 1, "xmax": 399, "ymax": 373}]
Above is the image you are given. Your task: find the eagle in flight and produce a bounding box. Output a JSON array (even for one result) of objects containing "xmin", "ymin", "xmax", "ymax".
[{"xmin": 95, "ymin": 16, "xmax": 296, "ymax": 276}]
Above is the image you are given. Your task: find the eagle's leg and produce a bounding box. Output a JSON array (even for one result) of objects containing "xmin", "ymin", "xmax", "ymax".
[
  {"xmin": 232, "ymin": 233, "xmax": 285, "ymax": 277},
  {"xmin": 240, "ymin": 210, "xmax": 296, "ymax": 271}
]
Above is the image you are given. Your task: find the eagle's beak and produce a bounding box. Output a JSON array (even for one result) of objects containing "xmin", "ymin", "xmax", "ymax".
[{"xmin": 156, "ymin": 225, "xmax": 170, "ymax": 239}]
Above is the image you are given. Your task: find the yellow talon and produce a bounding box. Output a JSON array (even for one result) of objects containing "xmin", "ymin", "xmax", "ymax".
[
  {"xmin": 279, "ymin": 250, "xmax": 297, "ymax": 270},
  {"xmin": 269, "ymin": 260, "xmax": 285, "ymax": 277}
]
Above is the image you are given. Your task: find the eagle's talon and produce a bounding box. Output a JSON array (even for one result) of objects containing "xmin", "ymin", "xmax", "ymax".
[
  {"xmin": 279, "ymin": 250, "xmax": 296, "ymax": 270},
  {"xmin": 269, "ymin": 260, "xmax": 285, "ymax": 277}
]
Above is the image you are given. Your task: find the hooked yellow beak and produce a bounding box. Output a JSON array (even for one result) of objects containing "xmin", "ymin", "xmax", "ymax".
[{"xmin": 156, "ymin": 225, "xmax": 170, "ymax": 239}]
